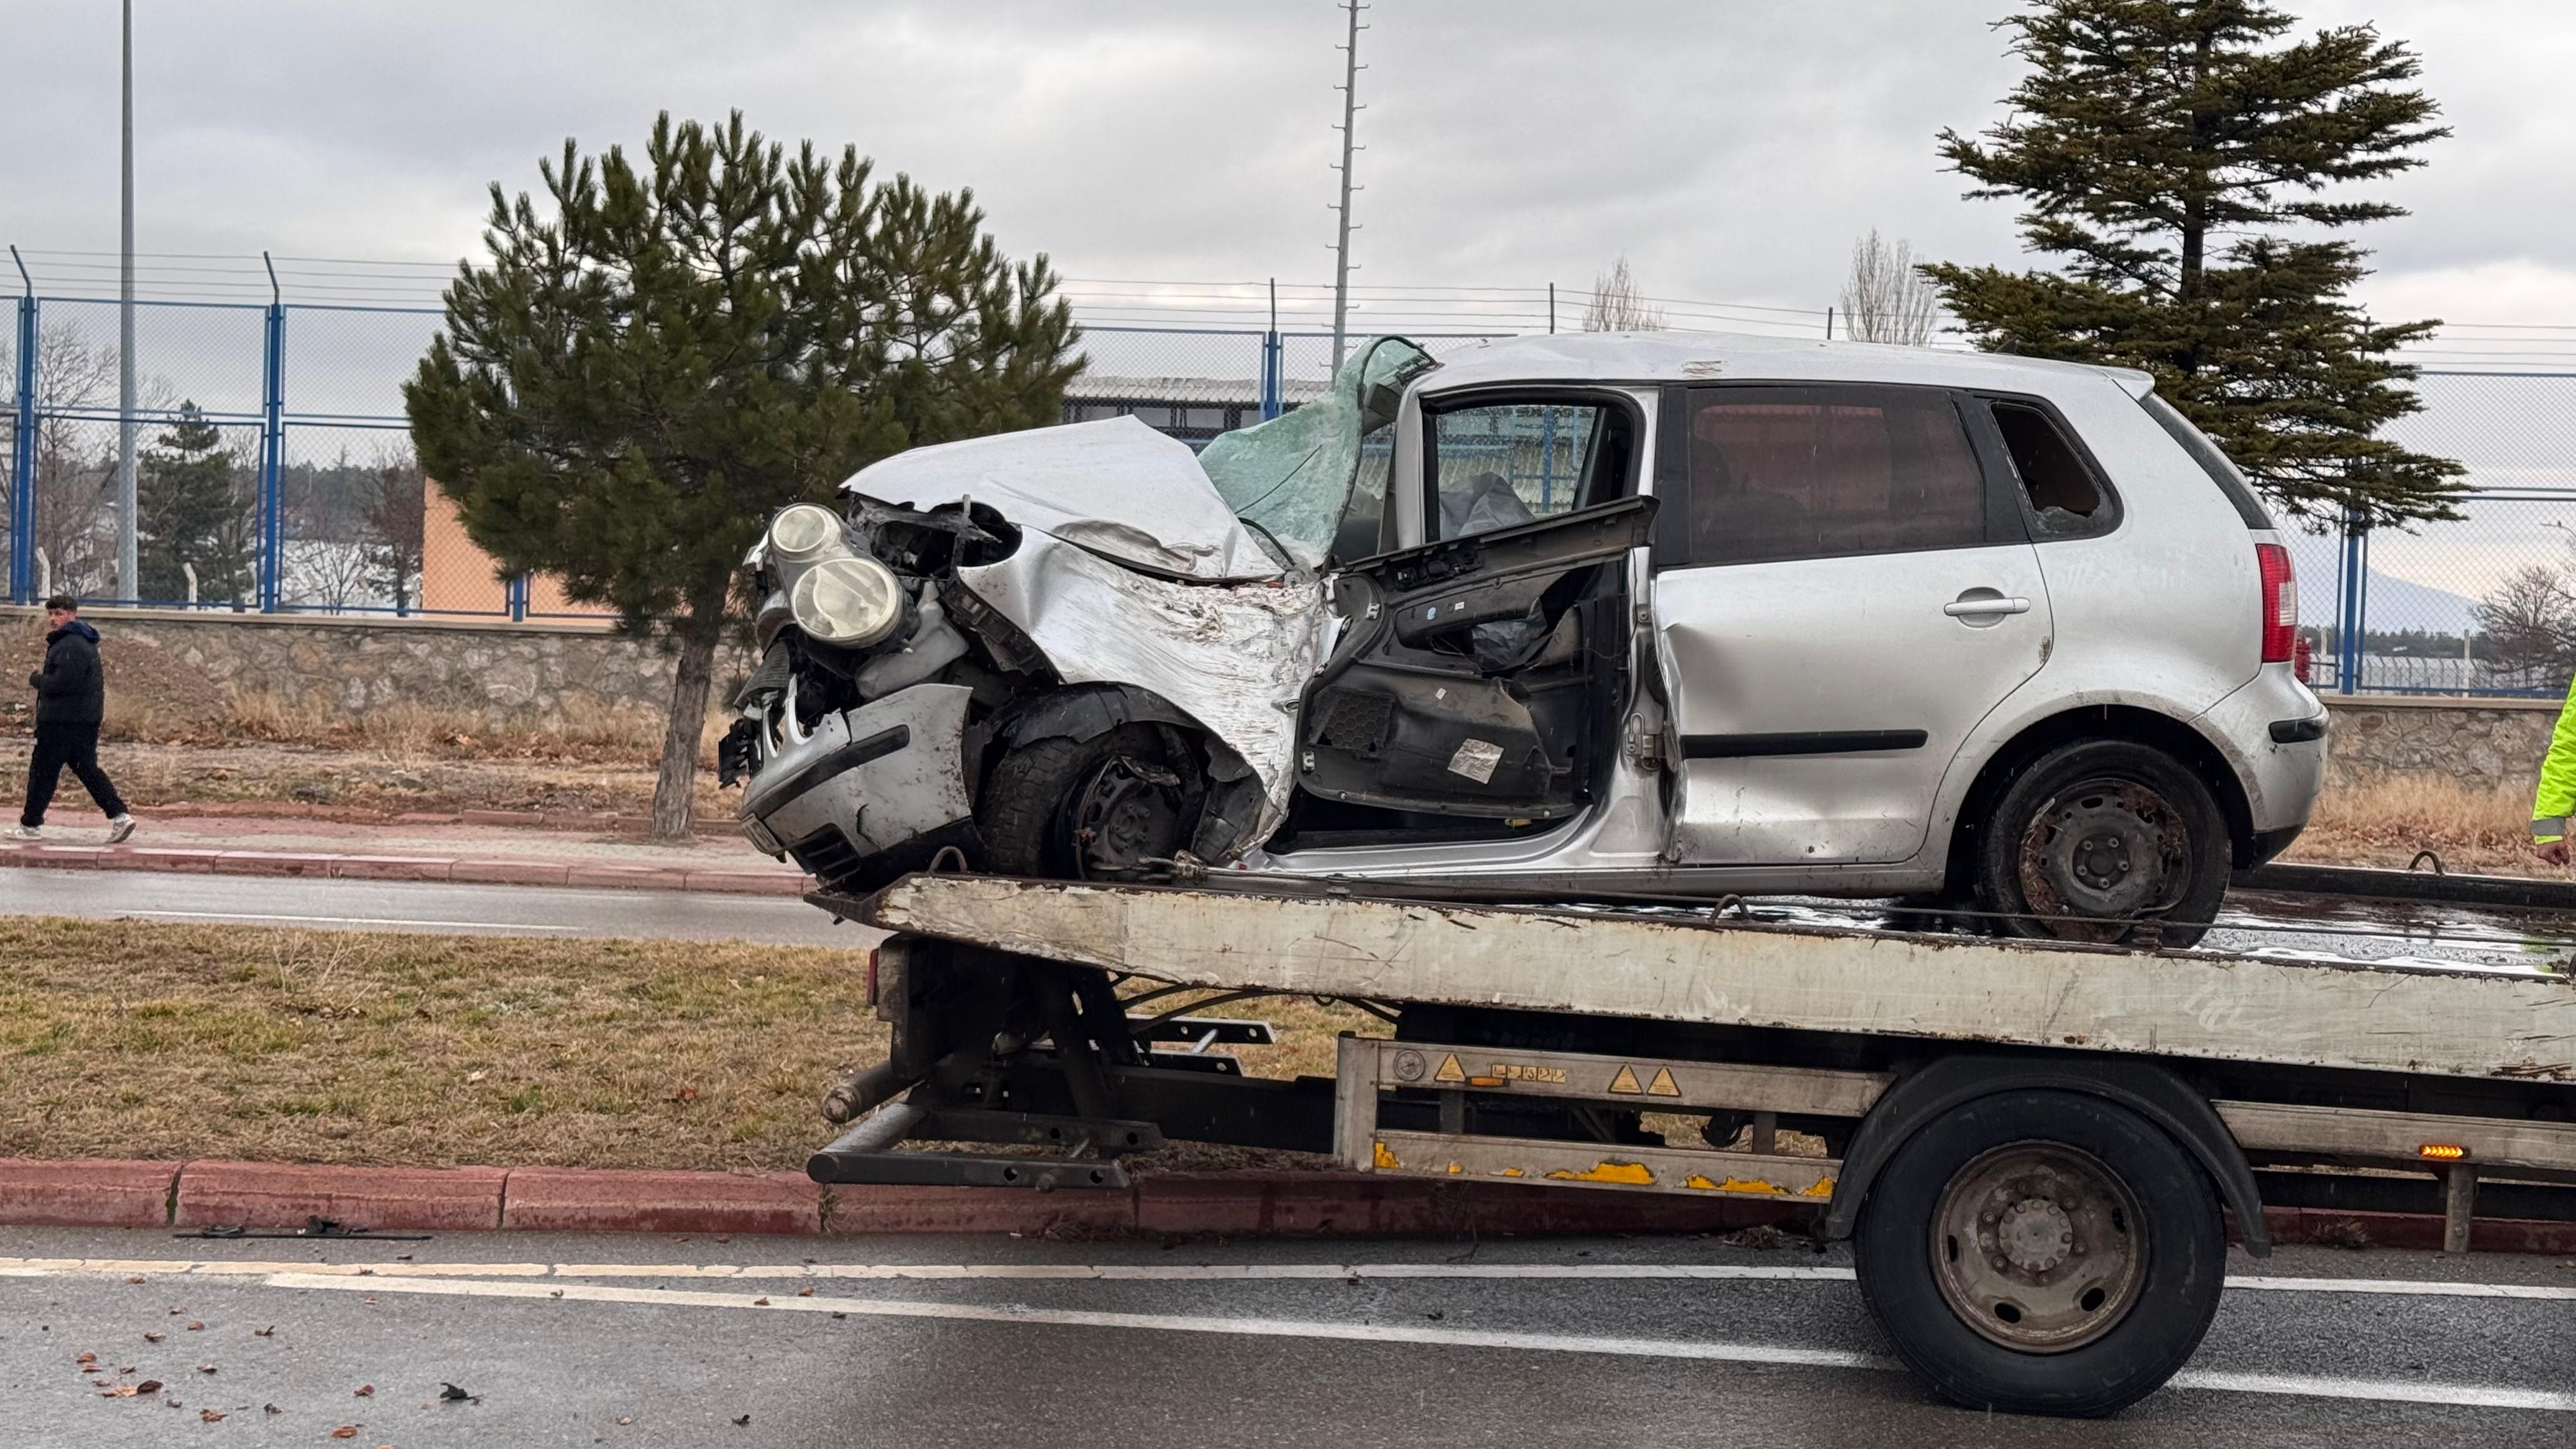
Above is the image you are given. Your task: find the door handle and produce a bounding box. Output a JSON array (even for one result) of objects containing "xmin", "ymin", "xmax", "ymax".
[{"xmin": 1943, "ymin": 594, "xmax": 2032, "ymax": 618}]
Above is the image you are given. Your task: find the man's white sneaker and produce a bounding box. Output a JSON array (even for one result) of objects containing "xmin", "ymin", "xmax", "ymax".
[
  {"xmin": 3, "ymin": 825, "xmax": 41, "ymax": 840},
  {"xmin": 105, "ymin": 815, "xmax": 137, "ymax": 845}
]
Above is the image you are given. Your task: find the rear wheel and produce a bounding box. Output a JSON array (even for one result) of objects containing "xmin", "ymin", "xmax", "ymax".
[
  {"xmin": 1972, "ymin": 739, "xmax": 2229, "ymax": 947},
  {"xmin": 979, "ymin": 724, "xmax": 1204, "ymax": 880},
  {"xmin": 1853, "ymin": 1089, "xmax": 2225, "ymax": 1417}
]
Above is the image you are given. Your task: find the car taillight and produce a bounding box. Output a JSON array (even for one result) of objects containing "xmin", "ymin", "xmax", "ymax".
[
  {"xmin": 2292, "ymin": 630, "xmax": 2313, "ymax": 685},
  {"xmin": 2256, "ymin": 542, "xmax": 2296, "ymax": 664}
]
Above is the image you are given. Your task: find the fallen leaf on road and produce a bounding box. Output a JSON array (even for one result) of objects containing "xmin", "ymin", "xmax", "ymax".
[
  {"xmin": 439, "ymin": 1382, "xmax": 475, "ymax": 1402},
  {"xmin": 142, "ymin": 1331, "xmax": 165, "ymax": 1342},
  {"xmin": 185, "ymin": 1321, "xmax": 204, "ymax": 1331},
  {"xmin": 75, "ymin": 1352, "xmax": 97, "ymax": 1365},
  {"xmin": 264, "ymin": 1403, "xmax": 282, "ymax": 1414},
  {"xmin": 137, "ymin": 1381, "xmax": 162, "ymax": 1394},
  {"xmin": 254, "ymin": 1326, "xmax": 275, "ymax": 1337},
  {"xmin": 330, "ymin": 1427, "xmax": 358, "ymax": 1439},
  {"xmin": 751, "ymin": 1297, "xmax": 770, "ymax": 1307},
  {"xmin": 197, "ymin": 1363, "xmax": 217, "ymax": 1373},
  {"xmin": 201, "ymin": 1409, "xmax": 226, "ymax": 1423},
  {"xmin": 795, "ymin": 1287, "xmax": 814, "ymax": 1297},
  {"xmin": 733, "ymin": 1414, "xmax": 752, "ymax": 1426},
  {"xmin": 354, "ymin": 1384, "xmax": 374, "ymax": 1396},
  {"xmin": 125, "ymin": 1275, "xmax": 145, "ymax": 1284},
  {"xmin": 100, "ymin": 1386, "xmax": 140, "ymax": 1398},
  {"xmin": 618, "ymin": 1417, "xmax": 633, "ymax": 1425}
]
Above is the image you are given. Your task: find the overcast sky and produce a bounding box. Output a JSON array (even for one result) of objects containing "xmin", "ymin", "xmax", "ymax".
[{"xmin": 3, "ymin": 0, "xmax": 2570, "ymax": 345}]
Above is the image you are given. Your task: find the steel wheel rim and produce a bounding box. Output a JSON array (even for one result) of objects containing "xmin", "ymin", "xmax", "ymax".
[
  {"xmin": 1067, "ymin": 754, "xmax": 1185, "ymax": 878},
  {"xmin": 1930, "ymin": 1141, "xmax": 2148, "ymax": 1354},
  {"xmin": 2015, "ymin": 775, "xmax": 2191, "ymax": 940}
]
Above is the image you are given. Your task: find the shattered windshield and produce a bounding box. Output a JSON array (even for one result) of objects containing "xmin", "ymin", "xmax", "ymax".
[{"xmin": 1199, "ymin": 337, "xmax": 1437, "ymax": 569}]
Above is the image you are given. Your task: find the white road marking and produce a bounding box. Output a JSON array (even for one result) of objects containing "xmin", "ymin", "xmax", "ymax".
[
  {"xmin": 7, "ymin": 1257, "xmax": 2572, "ymax": 1298},
  {"xmin": 98, "ymin": 907, "xmax": 586, "ymax": 932},
  {"xmin": 263, "ymin": 1273, "xmax": 2576, "ymax": 1411}
]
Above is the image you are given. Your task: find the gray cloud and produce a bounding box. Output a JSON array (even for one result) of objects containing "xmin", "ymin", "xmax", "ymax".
[{"xmin": 3, "ymin": 1, "xmax": 2566, "ymax": 334}]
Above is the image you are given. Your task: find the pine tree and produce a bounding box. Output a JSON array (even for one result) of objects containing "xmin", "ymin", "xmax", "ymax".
[
  {"xmin": 1924, "ymin": 0, "xmax": 2462, "ymax": 528},
  {"xmin": 137, "ymin": 402, "xmax": 255, "ymax": 604},
  {"xmin": 406, "ymin": 112, "xmax": 1082, "ymax": 839}
]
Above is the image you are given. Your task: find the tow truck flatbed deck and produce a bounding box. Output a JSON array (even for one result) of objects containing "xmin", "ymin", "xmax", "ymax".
[{"xmin": 853, "ymin": 873, "xmax": 2576, "ymax": 1084}]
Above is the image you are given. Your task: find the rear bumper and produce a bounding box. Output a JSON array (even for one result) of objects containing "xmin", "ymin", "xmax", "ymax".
[
  {"xmin": 2192, "ymin": 666, "xmax": 2326, "ymax": 837},
  {"xmin": 738, "ymin": 683, "xmax": 978, "ymax": 891}
]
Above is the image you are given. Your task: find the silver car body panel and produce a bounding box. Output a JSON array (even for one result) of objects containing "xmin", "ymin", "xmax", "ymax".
[
  {"xmin": 841, "ymin": 415, "xmax": 1284, "ymax": 583},
  {"xmin": 737, "ymin": 683, "xmax": 976, "ymax": 861},
  {"xmin": 956, "ymin": 533, "xmax": 1328, "ymax": 841}
]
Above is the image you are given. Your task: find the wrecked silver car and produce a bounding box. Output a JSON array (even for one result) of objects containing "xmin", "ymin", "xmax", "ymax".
[
  {"xmin": 724, "ymin": 337, "xmax": 1452, "ymax": 887},
  {"xmin": 727, "ymin": 329, "xmax": 2324, "ymax": 947}
]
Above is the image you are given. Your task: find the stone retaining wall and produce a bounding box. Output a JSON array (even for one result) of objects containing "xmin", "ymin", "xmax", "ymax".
[
  {"xmin": 3, "ymin": 606, "xmax": 715, "ymax": 731},
  {"xmin": 2320, "ymin": 695, "xmax": 2562, "ymax": 792}
]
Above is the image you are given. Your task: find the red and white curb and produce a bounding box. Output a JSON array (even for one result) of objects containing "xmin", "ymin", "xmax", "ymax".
[
  {"xmin": 4, "ymin": 1158, "xmax": 2572, "ymax": 1250},
  {"xmin": 0, "ymin": 841, "xmax": 808, "ymax": 896}
]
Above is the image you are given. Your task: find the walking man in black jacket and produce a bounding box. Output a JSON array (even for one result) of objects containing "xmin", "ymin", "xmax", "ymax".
[{"xmin": 10, "ymin": 595, "xmax": 137, "ymax": 842}]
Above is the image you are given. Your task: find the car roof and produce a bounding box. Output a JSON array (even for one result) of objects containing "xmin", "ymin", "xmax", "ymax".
[{"xmin": 1414, "ymin": 330, "xmax": 2157, "ymax": 399}]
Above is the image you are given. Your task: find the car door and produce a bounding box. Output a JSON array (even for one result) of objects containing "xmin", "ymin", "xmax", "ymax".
[
  {"xmin": 1649, "ymin": 382, "xmax": 2051, "ymax": 865},
  {"xmin": 1300, "ymin": 494, "xmax": 1655, "ymax": 820}
]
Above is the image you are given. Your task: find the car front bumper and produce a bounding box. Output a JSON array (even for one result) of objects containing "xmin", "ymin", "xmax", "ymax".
[{"xmin": 737, "ymin": 682, "xmax": 979, "ymax": 891}]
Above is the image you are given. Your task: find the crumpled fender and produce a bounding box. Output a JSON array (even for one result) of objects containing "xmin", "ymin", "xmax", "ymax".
[{"xmin": 955, "ymin": 531, "xmax": 1326, "ymax": 847}]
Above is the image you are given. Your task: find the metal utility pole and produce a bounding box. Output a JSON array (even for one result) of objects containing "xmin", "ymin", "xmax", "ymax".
[
  {"xmin": 1328, "ymin": 0, "xmax": 1366, "ymax": 374},
  {"xmin": 116, "ymin": 0, "xmax": 138, "ymax": 601}
]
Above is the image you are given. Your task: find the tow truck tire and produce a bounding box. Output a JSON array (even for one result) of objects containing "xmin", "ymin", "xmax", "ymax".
[
  {"xmin": 981, "ymin": 724, "xmax": 1202, "ymax": 880},
  {"xmin": 1853, "ymin": 1089, "xmax": 2225, "ymax": 1418},
  {"xmin": 1972, "ymin": 738, "xmax": 2229, "ymax": 948}
]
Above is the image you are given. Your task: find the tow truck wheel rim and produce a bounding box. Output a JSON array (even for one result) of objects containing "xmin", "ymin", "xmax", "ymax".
[{"xmin": 1929, "ymin": 1140, "xmax": 2148, "ymax": 1354}]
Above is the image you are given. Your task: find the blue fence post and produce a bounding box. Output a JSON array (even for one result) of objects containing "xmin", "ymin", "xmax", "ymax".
[
  {"xmin": 509, "ymin": 572, "xmax": 529, "ymax": 622},
  {"xmin": 1259, "ymin": 331, "xmax": 1283, "ymax": 421},
  {"xmin": 9, "ymin": 272, "xmax": 34, "ymax": 606},
  {"xmin": 259, "ymin": 266, "xmax": 285, "ymax": 612},
  {"xmin": 2336, "ymin": 510, "xmax": 2365, "ymax": 694}
]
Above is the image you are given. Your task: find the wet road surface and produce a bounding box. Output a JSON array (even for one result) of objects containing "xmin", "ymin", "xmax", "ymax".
[{"xmin": 4, "ymin": 1227, "xmax": 2571, "ymax": 1448}]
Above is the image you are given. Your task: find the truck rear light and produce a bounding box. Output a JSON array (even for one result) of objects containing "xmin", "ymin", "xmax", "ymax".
[{"xmin": 2256, "ymin": 542, "xmax": 2296, "ymax": 664}]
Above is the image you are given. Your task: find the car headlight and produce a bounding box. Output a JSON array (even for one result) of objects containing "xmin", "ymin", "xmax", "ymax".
[
  {"xmin": 767, "ymin": 503, "xmax": 847, "ymax": 563},
  {"xmin": 790, "ymin": 555, "xmax": 906, "ymax": 648}
]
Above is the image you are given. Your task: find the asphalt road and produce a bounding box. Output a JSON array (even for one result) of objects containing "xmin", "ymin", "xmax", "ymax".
[
  {"xmin": 4, "ymin": 1227, "xmax": 2570, "ymax": 1448},
  {"xmin": 0, "ymin": 869, "xmax": 866, "ymax": 948}
]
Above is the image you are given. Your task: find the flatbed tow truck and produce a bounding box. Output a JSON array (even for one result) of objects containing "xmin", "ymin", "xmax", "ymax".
[{"xmin": 801, "ymin": 870, "xmax": 2576, "ymax": 1416}]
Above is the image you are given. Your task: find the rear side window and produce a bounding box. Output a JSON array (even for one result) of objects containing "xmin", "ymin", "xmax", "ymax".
[
  {"xmin": 2140, "ymin": 393, "xmax": 2274, "ymax": 529},
  {"xmin": 1680, "ymin": 385, "xmax": 1989, "ymax": 567},
  {"xmin": 1986, "ymin": 399, "xmax": 2115, "ymax": 539}
]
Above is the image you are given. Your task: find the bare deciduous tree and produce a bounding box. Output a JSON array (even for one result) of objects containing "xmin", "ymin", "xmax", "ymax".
[
  {"xmin": 1837, "ymin": 229, "xmax": 1938, "ymax": 346},
  {"xmin": 364, "ymin": 455, "xmax": 428, "ymax": 613},
  {"xmin": 19, "ymin": 322, "xmax": 180, "ymax": 598},
  {"xmin": 2474, "ymin": 562, "xmax": 2576, "ymax": 686},
  {"xmin": 1582, "ymin": 257, "xmax": 1666, "ymax": 332}
]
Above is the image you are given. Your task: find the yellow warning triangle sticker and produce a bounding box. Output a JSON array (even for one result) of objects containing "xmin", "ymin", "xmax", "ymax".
[
  {"xmin": 1607, "ymin": 1064, "xmax": 1644, "ymax": 1094},
  {"xmin": 1433, "ymin": 1054, "xmax": 1466, "ymax": 1084},
  {"xmin": 1646, "ymin": 1066, "xmax": 1682, "ymax": 1097}
]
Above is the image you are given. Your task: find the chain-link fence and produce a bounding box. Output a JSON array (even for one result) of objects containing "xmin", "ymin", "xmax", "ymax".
[{"xmin": 7, "ymin": 288, "xmax": 2575, "ymax": 694}]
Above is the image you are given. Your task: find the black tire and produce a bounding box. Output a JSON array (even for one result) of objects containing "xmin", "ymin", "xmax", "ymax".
[
  {"xmin": 979, "ymin": 724, "xmax": 1202, "ymax": 880},
  {"xmin": 1853, "ymin": 1089, "xmax": 2227, "ymax": 1418},
  {"xmin": 1972, "ymin": 739, "xmax": 2229, "ymax": 948}
]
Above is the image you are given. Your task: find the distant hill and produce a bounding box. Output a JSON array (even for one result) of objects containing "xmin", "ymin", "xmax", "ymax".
[{"xmin": 2280, "ymin": 533, "xmax": 2483, "ymax": 636}]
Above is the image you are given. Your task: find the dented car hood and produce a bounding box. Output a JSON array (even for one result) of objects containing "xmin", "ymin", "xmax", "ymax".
[{"xmin": 841, "ymin": 416, "xmax": 1285, "ymax": 583}]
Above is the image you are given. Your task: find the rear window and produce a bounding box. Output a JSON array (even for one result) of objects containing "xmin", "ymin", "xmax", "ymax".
[
  {"xmin": 1680, "ymin": 385, "xmax": 1990, "ymax": 567},
  {"xmin": 2140, "ymin": 394, "xmax": 2274, "ymax": 529}
]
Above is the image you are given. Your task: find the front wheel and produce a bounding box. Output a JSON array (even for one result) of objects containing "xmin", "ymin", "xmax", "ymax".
[
  {"xmin": 1972, "ymin": 739, "xmax": 2230, "ymax": 947},
  {"xmin": 1853, "ymin": 1089, "xmax": 2227, "ymax": 1417},
  {"xmin": 978, "ymin": 724, "xmax": 1206, "ymax": 880}
]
